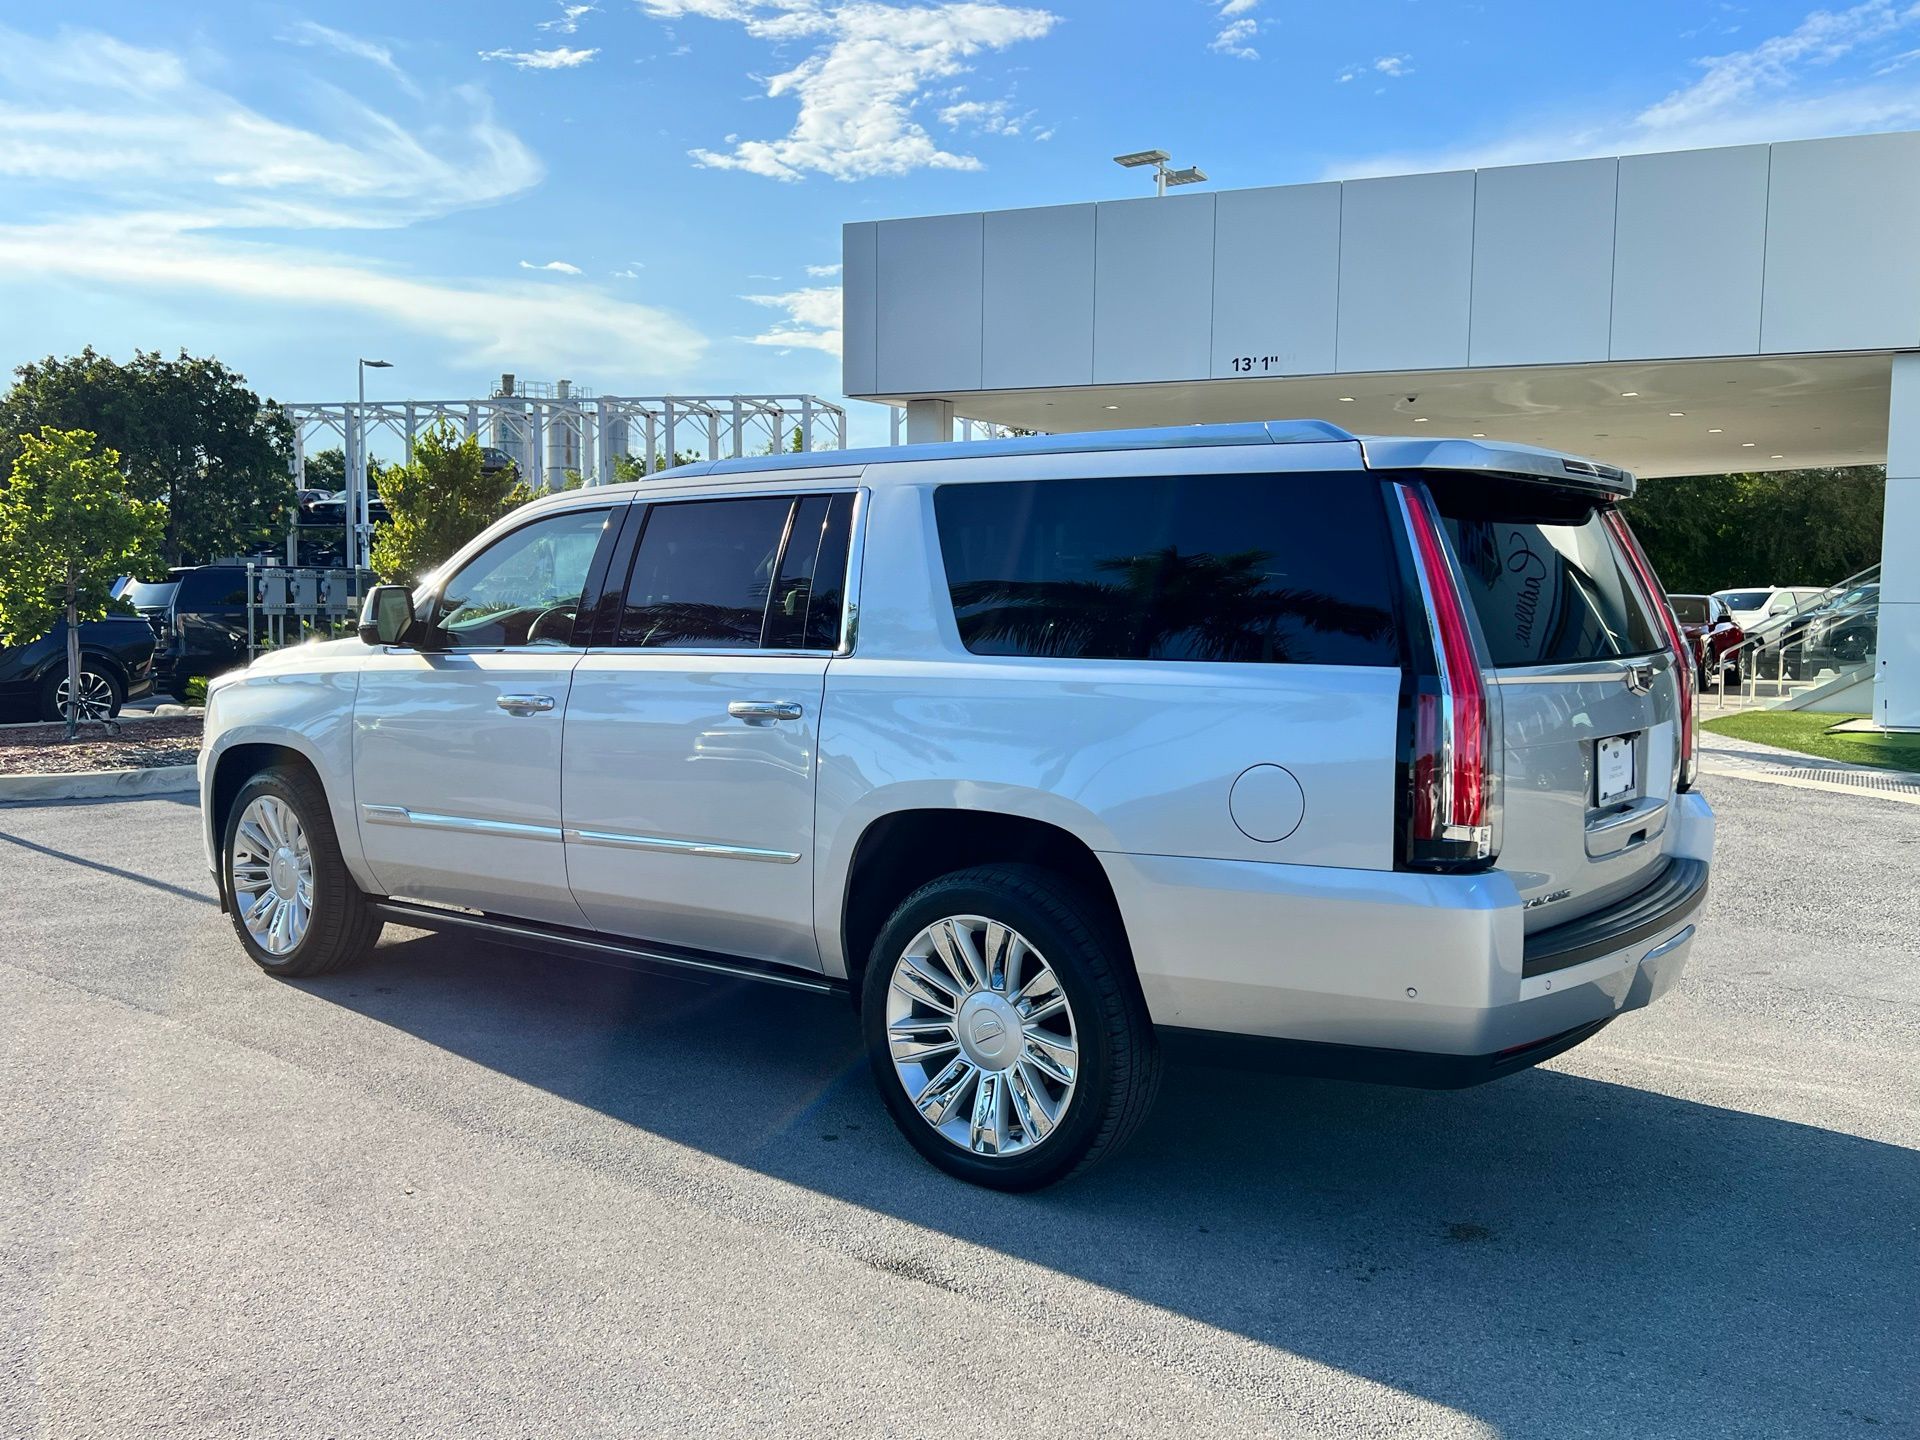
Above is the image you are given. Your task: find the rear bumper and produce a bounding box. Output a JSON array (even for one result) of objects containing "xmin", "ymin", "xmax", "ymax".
[{"xmin": 1105, "ymin": 789, "xmax": 1714, "ymax": 1085}]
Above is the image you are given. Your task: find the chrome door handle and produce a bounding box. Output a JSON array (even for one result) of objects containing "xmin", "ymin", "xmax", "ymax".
[
  {"xmin": 496, "ymin": 693, "xmax": 556, "ymax": 715},
  {"xmin": 728, "ymin": 699, "xmax": 803, "ymax": 723}
]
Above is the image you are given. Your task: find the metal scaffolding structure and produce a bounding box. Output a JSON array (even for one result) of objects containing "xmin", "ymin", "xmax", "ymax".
[{"xmin": 278, "ymin": 383, "xmax": 849, "ymax": 569}]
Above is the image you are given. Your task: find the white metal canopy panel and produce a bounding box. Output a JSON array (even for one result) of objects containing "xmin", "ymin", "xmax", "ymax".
[{"xmin": 896, "ymin": 353, "xmax": 1893, "ymax": 479}]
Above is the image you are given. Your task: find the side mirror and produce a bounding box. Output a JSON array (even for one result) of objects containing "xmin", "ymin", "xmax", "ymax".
[{"xmin": 359, "ymin": 585, "xmax": 416, "ymax": 647}]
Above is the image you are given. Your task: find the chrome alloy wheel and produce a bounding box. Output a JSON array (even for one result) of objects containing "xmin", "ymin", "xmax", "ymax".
[
  {"xmin": 55, "ymin": 670, "xmax": 116, "ymax": 721},
  {"xmin": 230, "ymin": 795, "xmax": 315, "ymax": 958},
  {"xmin": 885, "ymin": 915, "xmax": 1079, "ymax": 1158}
]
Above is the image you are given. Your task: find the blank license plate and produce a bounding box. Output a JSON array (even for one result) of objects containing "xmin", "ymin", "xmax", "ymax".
[{"xmin": 1596, "ymin": 735, "xmax": 1637, "ymax": 804}]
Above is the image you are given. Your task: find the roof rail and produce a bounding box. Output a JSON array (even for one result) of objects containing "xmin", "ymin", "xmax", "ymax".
[{"xmin": 660, "ymin": 418, "xmax": 1360, "ymax": 479}]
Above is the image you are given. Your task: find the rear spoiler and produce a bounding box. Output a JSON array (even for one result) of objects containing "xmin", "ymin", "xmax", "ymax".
[{"xmin": 1360, "ymin": 437, "xmax": 1635, "ymax": 499}]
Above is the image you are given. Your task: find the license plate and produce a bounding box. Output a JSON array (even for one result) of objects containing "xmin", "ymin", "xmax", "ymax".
[{"xmin": 1596, "ymin": 735, "xmax": 1637, "ymax": 805}]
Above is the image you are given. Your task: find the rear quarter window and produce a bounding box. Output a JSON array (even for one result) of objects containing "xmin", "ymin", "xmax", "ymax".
[{"xmin": 932, "ymin": 473, "xmax": 1399, "ymax": 666}]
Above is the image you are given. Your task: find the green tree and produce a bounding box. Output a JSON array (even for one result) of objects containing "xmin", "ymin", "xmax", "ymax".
[
  {"xmin": 370, "ymin": 424, "xmax": 539, "ymax": 584},
  {"xmin": 302, "ymin": 447, "xmax": 347, "ymax": 491},
  {"xmin": 1626, "ymin": 466, "xmax": 1885, "ymax": 594},
  {"xmin": 0, "ymin": 348, "xmax": 295, "ymax": 565},
  {"xmin": 0, "ymin": 428, "xmax": 166, "ymax": 737}
]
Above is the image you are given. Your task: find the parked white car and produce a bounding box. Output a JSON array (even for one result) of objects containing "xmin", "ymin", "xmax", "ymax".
[
  {"xmin": 200, "ymin": 420, "xmax": 1715, "ymax": 1190},
  {"xmin": 1713, "ymin": 585, "xmax": 1827, "ymax": 632}
]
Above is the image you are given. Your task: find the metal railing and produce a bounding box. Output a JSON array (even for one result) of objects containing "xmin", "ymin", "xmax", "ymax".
[{"xmin": 1701, "ymin": 563, "xmax": 1881, "ymax": 710}]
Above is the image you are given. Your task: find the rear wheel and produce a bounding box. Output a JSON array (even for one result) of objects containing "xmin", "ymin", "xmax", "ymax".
[
  {"xmin": 38, "ymin": 664, "xmax": 122, "ymax": 723},
  {"xmin": 222, "ymin": 765, "xmax": 382, "ymax": 978},
  {"xmin": 861, "ymin": 864, "xmax": 1160, "ymax": 1191}
]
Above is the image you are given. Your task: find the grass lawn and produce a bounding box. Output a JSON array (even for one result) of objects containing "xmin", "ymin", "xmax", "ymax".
[{"xmin": 1702, "ymin": 712, "xmax": 1920, "ymax": 773}]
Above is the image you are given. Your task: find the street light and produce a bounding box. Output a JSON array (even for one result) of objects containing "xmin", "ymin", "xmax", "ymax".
[
  {"xmin": 1114, "ymin": 149, "xmax": 1208, "ymax": 197},
  {"xmin": 354, "ymin": 359, "xmax": 392, "ymax": 574}
]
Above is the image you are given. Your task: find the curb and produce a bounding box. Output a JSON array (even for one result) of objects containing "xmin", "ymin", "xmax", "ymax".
[{"xmin": 0, "ymin": 764, "xmax": 198, "ymax": 804}]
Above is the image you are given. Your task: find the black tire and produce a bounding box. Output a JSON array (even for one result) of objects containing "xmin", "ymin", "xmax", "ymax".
[
  {"xmin": 861, "ymin": 863, "xmax": 1161, "ymax": 1191},
  {"xmin": 37, "ymin": 661, "xmax": 123, "ymax": 722},
  {"xmin": 221, "ymin": 764, "xmax": 382, "ymax": 978}
]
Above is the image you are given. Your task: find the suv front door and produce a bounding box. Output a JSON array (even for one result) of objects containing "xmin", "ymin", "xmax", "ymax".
[
  {"xmin": 562, "ymin": 489, "xmax": 858, "ymax": 970},
  {"xmin": 352, "ymin": 502, "xmax": 620, "ymax": 924}
]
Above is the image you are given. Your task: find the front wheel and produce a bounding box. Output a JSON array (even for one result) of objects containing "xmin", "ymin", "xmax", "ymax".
[
  {"xmin": 223, "ymin": 765, "xmax": 383, "ymax": 977},
  {"xmin": 862, "ymin": 864, "xmax": 1161, "ymax": 1191}
]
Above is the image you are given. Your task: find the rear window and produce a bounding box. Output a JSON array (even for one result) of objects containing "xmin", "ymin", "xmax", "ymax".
[
  {"xmin": 121, "ymin": 580, "xmax": 179, "ymax": 609},
  {"xmin": 1667, "ymin": 596, "xmax": 1709, "ymax": 625},
  {"xmin": 1716, "ymin": 589, "xmax": 1771, "ymax": 611},
  {"xmin": 1426, "ymin": 474, "xmax": 1663, "ymax": 668},
  {"xmin": 932, "ymin": 473, "xmax": 1399, "ymax": 667}
]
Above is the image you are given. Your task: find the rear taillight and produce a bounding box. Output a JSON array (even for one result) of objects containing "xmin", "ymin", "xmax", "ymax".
[
  {"xmin": 1602, "ymin": 509, "xmax": 1698, "ymax": 790},
  {"xmin": 1393, "ymin": 483, "xmax": 1496, "ymax": 869}
]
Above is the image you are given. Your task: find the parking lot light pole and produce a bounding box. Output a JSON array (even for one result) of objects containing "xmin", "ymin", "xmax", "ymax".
[{"xmin": 356, "ymin": 359, "xmax": 392, "ymax": 577}]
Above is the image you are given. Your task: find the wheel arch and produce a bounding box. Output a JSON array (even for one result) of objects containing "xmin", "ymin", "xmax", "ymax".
[{"xmin": 836, "ymin": 806, "xmax": 1131, "ymax": 1004}]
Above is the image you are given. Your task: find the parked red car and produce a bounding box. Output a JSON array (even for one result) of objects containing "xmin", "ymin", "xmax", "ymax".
[{"xmin": 1669, "ymin": 593, "xmax": 1744, "ymax": 685}]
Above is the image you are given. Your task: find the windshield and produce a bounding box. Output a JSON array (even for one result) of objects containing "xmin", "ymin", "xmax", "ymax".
[
  {"xmin": 1668, "ymin": 596, "xmax": 1710, "ymax": 625},
  {"xmin": 1715, "ymin": 589, "xmax": 1771, "ymax": 610}
]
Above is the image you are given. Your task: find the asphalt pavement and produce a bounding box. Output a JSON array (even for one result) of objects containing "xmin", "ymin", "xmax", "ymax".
[{"xmin": 1, "ymin": 774, "xmax": 1915, "ymax": 1438}]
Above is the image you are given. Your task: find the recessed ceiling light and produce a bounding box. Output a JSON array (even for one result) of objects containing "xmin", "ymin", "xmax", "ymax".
[
  {"xmin": 1708, "ymin": 428, "xmax": 1723, "ymax": 433},
  {"xmin": 1471, "ymin": 432, "xmax": 1486, "ymax": 438},
  {"xmin": 1771, "ymin": 454, "xmax": 1784, "ymax": 459},
  {"xmin": 1337, "ymin": 396, "xmax": 1356, "ymax": 402},
  {"xmin": 1413, "ymin": 417, "xmax": 1429, "ymax": 423},
  {"xmin": 1741, "ymin": 442, "xmax": 1756, "ymax": 447},
  {"xmin": 1668, "ymin": 411, "xmax": 1685, "ymax": 417},
  {"xmin": 1620, "ymin": 391, "xmax": 1639, "ymax": 398},
  {"xmin": 1103, "ymin": 404, "xmax": 1120, "ymax": 410}
]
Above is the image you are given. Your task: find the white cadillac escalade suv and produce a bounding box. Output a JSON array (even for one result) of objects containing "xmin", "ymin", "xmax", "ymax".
[{"xmin": 201, "ymin": 420, "xmax": 1714, "ymax": 1190}]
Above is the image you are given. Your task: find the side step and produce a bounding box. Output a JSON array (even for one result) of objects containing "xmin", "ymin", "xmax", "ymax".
[{"xmin": 369, "ymin": 898, "xmax": 846, "ymax": 996}]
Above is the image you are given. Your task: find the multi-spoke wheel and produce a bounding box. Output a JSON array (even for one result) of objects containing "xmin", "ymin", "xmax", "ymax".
[
  {"xmin": 862, "ymin": 864, "xmax": 1161, "ymax": 1190},
  {"xmin": 39, "ymin": 665, "xmax": 122, "ymax": 723},
  {"xmin": 886, "ymin": 914, "xmax": 1080, "ymax": 1159},
  {"xmin": 221, "ymin": 765, "xmax": 382, "ymax": 977},
  {"xmin": 231, "ymin": 795, "xmax": 314, "ymax": 958}
]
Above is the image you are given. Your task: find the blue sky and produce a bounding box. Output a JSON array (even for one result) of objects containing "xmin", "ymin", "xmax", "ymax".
[{"xmin": 4, "ymin": 0, "xmax": 1920, "ymax": 445}]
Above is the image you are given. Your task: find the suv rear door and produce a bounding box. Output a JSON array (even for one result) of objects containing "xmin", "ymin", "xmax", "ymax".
[
  {"xmin": 1423, "ymin": 471, "xmax": 1684, "ymax": 930},
  {"xmin": 560, "ymin": 488, "xmax": 858, "ymax": 971}
]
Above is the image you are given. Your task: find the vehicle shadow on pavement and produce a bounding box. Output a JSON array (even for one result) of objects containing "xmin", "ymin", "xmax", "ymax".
[{"xmin": 318, "ymin": 929, "xmax": 1917, "ymax": 1439}]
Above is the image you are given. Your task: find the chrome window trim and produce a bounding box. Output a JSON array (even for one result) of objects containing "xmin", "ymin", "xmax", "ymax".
[
  {"xmin": 837, "ymin": 487, "xmax": 868, "ymax": 657},
  {"xmin": 563, "ymin": 827, "xmax": 801, "ymax": 865},
  {"xmin": 1494, "ymin": 654, "xmax": 1671, "ymax": 685}
]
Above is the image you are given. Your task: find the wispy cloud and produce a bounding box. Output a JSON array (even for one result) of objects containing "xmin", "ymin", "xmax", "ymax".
[
  {"xmin": 938, "ymin": 97, "xmax": 1038, "ymax": 135},
  {"xmin": 1209, "ymin": 0, "xmax": 1260, "ymax": 59},
  {"xmin": 282, "ymin": 19, "xmax": 419, "ymax": 95},
  {"xmin": 637, "ymin": 1, "xmax": 1058, "ymax": 180},
  {"xmin": 804, "ymin": 261, "xmax": 841, "ymax": 277},
  {"xmin": 520, "ymin": 258, "xmax": 583, "ymax": 273},
  {"xmin": 539, "ymin": 3, "xmax": 598, "ymax": 34},
  {"xmin": 1330, "ymin": 0, "xmax": 1920, "ymax": 175},
  {"xmin": 0, "ymin": 25, "xmax": 704, "ymax": 379},
  {"xmin": 479, "ymin": 45, "xmax": 600, "ymax": 69},
  {"xmin": 742, "ymin": 286, "xmax": 841, "ymax": 354},
  {"xmin": 1339, "ymin": 53, "xmax": 1413, "ymax": 82}
]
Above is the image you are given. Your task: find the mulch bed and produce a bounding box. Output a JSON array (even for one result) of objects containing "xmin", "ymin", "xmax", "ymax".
[{"xmin": 0, "ymin": 716, "xmax": 203, "ymax": 776}]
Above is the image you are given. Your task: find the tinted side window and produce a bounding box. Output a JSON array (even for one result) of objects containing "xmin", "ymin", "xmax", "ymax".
[
  {"xmin": 765, "ymin": 493, "xmax": 854, "ymax": 651},
  {"xmin": 432, "ymin": 507, "xmax": 612, "ymax": 648},
  {"xmin": 932, "ymin": 474, "xmax": 1399, "ymax": 666},
  {"xmin": 178, "ymin": 571, "xmax": 248, "ymax": 607},
  {"xmin": 617, "ymin": 497, "xmax": 792, "ymax": 648}
]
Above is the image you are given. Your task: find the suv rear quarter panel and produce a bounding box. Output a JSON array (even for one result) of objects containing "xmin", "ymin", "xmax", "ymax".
[{"xmin": 814, "ymin": 451, "xmax": 1404, "ymax": 977}]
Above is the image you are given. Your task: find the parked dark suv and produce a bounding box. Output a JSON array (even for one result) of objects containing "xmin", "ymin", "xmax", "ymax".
[
  {"xmin": 0, "ymin": 616, "xmax": 155, "ymax": 720},
  {"xmin": 123, "ymin": 566, "xmax": 255, "ymax": 700}
]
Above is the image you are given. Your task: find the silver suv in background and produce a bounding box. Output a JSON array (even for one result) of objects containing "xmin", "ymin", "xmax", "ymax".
[{"xmin": 200, "ymin": 420, "xmax": 1714, "ymax": 1190}]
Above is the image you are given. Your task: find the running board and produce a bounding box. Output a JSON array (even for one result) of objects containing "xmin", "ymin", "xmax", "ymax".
[{"xmin": 369, "ymin": 898, "xmax": 845, "ymax": 996}]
